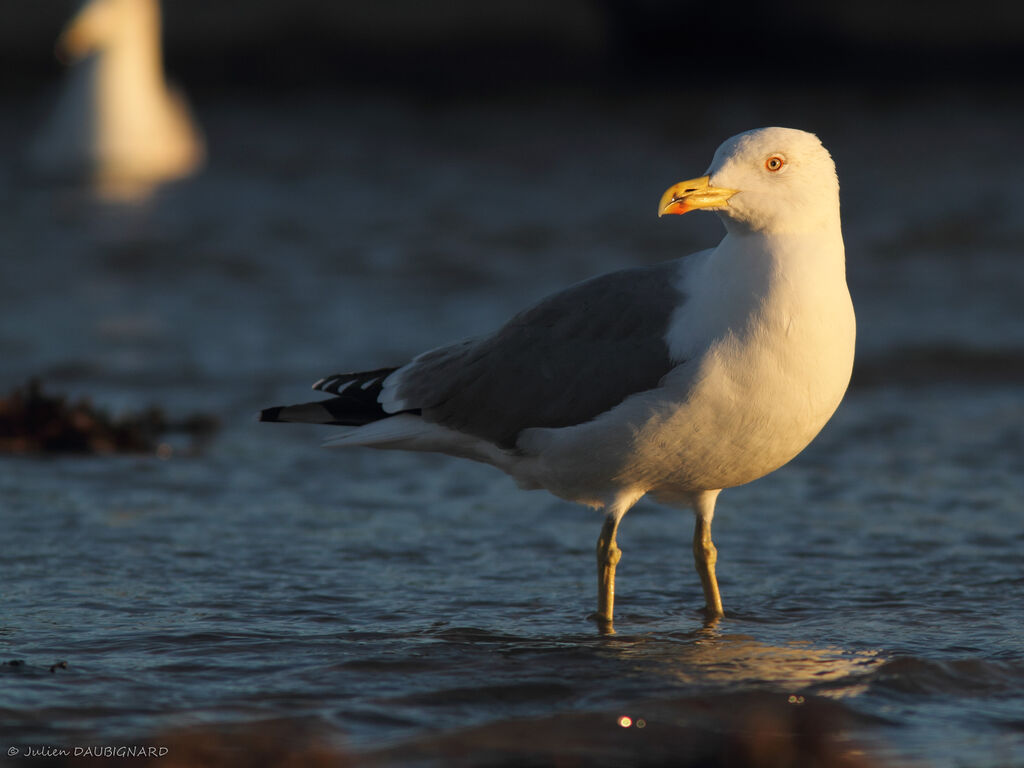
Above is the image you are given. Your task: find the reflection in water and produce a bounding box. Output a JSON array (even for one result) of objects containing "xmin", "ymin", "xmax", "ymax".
[
  {"xmin": 610, "ymin": 627, "xmax": 882, "ymax": 698},
  {"xmin": 29, "ymin": 0, "xmax": 204, "ymax": 202}
]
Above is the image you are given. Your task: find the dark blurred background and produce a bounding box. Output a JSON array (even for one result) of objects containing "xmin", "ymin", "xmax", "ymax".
[{"xmin": 3, "ymin": 0, "xmax": 1023, "ymax": 94}]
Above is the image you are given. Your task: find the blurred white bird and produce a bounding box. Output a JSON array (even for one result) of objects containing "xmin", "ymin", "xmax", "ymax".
[{"xmin": 29, "ymin": 0, "xmax": 204, "ymax": 201}]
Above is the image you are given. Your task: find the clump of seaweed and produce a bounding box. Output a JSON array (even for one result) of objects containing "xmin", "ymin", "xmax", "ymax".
[{"xmin": 0, "ymin": 378, "xmax": 218, "ymax": 456}]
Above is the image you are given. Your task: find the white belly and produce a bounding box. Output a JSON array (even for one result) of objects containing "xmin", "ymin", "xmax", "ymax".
[{"xmin": 645, "ymin": 311, "xmax": 855, "ymax": 497}]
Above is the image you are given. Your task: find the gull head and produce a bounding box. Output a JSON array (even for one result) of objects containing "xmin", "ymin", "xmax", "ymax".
[
  {"xmin": 660, "ymin": 127, "xmax": 840, "ymax": 236},
  {"xmin": 57, "ymin": 0, "xmax": 161, "ymax": 63}
]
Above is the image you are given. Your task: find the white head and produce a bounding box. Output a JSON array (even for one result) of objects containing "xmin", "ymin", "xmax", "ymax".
[
  {"xmin": 57, "ymin": 0, "xmax": 162, "ymax": 63},
  {"xmin": 660, "ymin": 127, "xmax": 840, "ymax": 236}
]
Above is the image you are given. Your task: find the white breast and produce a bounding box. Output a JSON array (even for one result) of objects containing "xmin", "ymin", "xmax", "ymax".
[
  {"xmin": 651, "ymin": 230, "xmax": 855, "ymax": 494},
  {"xmin": 513, "ymin": 231, "xmax": 855, "ymax": 506}
]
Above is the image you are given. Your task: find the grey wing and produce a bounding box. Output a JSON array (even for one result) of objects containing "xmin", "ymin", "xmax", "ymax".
[{"xmin": 387, "ymin": 261, "xmax": 686, "ymax": 448}]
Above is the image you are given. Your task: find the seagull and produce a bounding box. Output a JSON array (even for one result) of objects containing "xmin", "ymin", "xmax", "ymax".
[
  {"xmin": 29, "ymin": 0, "xmax": 204, "ymax": 200},
  {"xmin": 261, "ymin": 127, "xmax": 856, "ymax": 628}
]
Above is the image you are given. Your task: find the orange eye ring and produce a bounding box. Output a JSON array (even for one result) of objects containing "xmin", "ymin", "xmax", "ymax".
[{"xmin": 765, "ymin": 155, "xmax": 785, "ymax": 172}]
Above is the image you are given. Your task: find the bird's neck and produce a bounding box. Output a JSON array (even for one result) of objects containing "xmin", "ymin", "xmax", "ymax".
[
  {"xmin": 96, "ymin": 16, "xmax": 167, "ymax": 104},
  {"xmin": 704, "ymin": 229, "xmax": 848, "ymax": 311},
  {"xmin": 723, "ymin": 225, "xmax": 845, "ymax": 272}
]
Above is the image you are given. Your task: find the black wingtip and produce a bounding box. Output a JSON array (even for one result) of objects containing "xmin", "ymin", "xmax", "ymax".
[{"xmin": 258, "ymin": 406, "xmax": 285, "ymax": 423}]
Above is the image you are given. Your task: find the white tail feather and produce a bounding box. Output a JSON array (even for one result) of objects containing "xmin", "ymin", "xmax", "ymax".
[
  {"xmin": 323, "ymin": 415, "xmax": 514, "ymax": 468},
  {"xmin": 323, "ymin": 415, "xmax": 436, "ymax": 447}
]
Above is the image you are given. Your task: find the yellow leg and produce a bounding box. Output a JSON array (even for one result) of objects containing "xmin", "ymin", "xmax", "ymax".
[
  {"xmin": 692, "ymin": 490, "xmax": 724, "ymax": 619},
  {"xmin": 595, "ymin": 513, "xmax": 622, "ymax": 628}
]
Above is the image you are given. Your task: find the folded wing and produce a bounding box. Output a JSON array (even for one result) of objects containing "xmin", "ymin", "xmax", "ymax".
[{"xmin": 381, "ymin": 262, "xmax": 684, "ymax": 448}]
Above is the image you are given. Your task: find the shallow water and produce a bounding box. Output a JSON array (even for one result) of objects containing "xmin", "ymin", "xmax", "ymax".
[{"xmin": 1, "ymin": 87, "xmax": 1023, "ymax": 766}]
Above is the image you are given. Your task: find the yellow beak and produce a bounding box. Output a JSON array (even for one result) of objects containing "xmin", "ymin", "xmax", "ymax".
[{"xmin": 658, "ymin": 176, "xmax": 738, "ymax": 217}]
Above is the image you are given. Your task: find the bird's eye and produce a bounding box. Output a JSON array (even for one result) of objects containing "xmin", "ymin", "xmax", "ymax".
[{"xmin": 765, "ymin": 156, "xmax": 785, "ymax": 172}]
